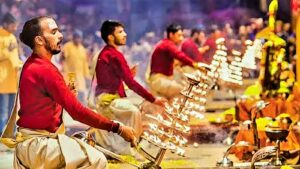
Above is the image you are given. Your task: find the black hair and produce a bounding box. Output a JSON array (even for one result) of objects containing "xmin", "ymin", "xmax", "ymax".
[
  {"xmin": 190, "ymin": 28, "xmax": 203, "ymax": 37},
  {"xmin": 73, "ymin": 29, "xmax": 83, "ymax": 39},
  {"xmin": 1, "ymin": 13, "xmax": 17, "ymax": 25},
  {"xmin": 19, "ymin": 16, "xmax": 52, "ymax": 49},
  {"xmin": 206, "ymin": 25, "xmax": 219, "ymax": 35},
  {"xmin": 100, "ymin": 20, "xmax": 124, "ymax": 44},
  {"xmin": 166, "ymin": 24, "xmax": 182, "ymax": 38}
]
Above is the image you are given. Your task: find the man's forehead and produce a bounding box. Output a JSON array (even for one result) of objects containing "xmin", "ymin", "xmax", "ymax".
[
  {"xmin": 175, "ymin": 30, "xmax": 183, "ymax": 34},
  {"xmin": 47, "ymin": 19, "xmax": 58, "ymax": 29},
  {"xmin": 115, "ymin": 26, "xmax": 124, "ymax": 31},
  {"xmin": 41, "ymin": 18, "xmax": 58, "ymax": 30}
]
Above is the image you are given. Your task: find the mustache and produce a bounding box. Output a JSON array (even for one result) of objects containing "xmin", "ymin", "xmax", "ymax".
[{"xmin": 57, "ymin": 40, "xmax": 63, "ymax": 45}]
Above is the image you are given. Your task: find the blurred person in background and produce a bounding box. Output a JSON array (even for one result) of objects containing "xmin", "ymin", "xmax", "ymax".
[
  {"xmin": 282, "ymin": 22, "xmax": 296, "ymax": 63},
  {"xmin": 62, "ymin": 29, "xmax": 90, "ymax": 105},
  {"xmin": 202, "ymin": 25, "xmax": 223, "ymax": 64},
  {"xmin": 149, "ymin": 24, "xmax": 200, "ymax": 99},
  {"xmin": 181, "ymin": 28, "xmax": 207, "ymax": 63},
  {"xmin": 0, "ymin": 13, "xmax": 22, "ymax": 135}
]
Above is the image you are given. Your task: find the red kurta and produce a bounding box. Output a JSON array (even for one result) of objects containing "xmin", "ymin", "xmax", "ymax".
[
  {"xmin": 95, "ymin": 45, "xmax": 155, "ymax": 102},
  {"xmin": 17, "ymin": 53, "xmax": 119, "ymax": 133},
  {"xmin": 150, "ymin": 39, "xmax": 194, "ymax": 76},
  {"xmin": 202, "ymin": 38, "xmax": 216, "ymax": 64},
  {"xmin": 181, "ymin": 38, "xmax": 203, "ymax": 62}
]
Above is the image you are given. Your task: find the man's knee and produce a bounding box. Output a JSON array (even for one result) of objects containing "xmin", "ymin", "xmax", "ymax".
[
  {"xmin": 93, "ymin": 151, "xmax": 108, "ymax": 169},
  {"xmin": 150, "ymin": 76, "xmax": 183, "ymax": 99},
  {"xmin": 110, "ymin": 99, "xmax": 139, "ymax": 117}
]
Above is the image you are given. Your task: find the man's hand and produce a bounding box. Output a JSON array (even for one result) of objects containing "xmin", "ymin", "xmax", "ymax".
[
  {"xmin": 193, "ymin": 62, "xmax": 211, "ymax": 72},
  {"xmin": 8, "ymin": 41, "xmax": 18, "ymax": 51},
  {"xmin": 130, "ymin": 63, "xmax": 139, "ymax": 77},
  {"xmin": 153, "ymin": 97, "xmax": 168, "ymax": 107},
  {"xmin": 118, "ymin": 125, "xmax": 137, "ymax": 147},
  {"xmin": 198, "ymin": 45, "xmax": 209, "ymax": 54}
]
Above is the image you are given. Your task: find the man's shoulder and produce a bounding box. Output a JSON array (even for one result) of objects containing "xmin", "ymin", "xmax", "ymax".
[
  {"xmin": 184, "ymin": 38, "xmax": 194, "ymax": 43},
  {"xmin": 154, "ymin": 39, "xmax": 169, "ymax": 49},
  {"xmin": 99, "ymin": 46, "xmax": 123, "ymax": 59},
  {"xmin": 26, "ymin": 57, "xmax": 57, "ymax": 73},
  {"xmin": 62, "ymin": 42, "xmax": 71, "ymax": 52},
  {"xmin": 205, "ymin": 38, "xmax": 215, "ymax": 45},
  {"xmin": 63, "ymin": 41, "xmax": 73, "ymax": 47},
  {"xmin": 0, "ymin": 28, "xmax": 10, "ymax": 36},
  {"xmin": 182, "ymin": 39, "xmax": 191, "ymax": 46},
  {"xmin": 0, "ymin": 29, "xmax": 16, "ymax": 41},
  {"xmin": 183, "ymin": 38, "xmax": 197, "ymax": 48},
  {"xmin": 22, "ymin": 60, "xmax": 54, "ymax": 83}
]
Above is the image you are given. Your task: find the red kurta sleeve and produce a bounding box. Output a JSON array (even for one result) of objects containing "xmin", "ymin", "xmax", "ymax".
[
  {"xmin": 181, "ymin": 39, "xmax": 204, "ymax": 62},
  {"xmin": 113, "ymin": 54, "xmax": 155, "ymax": 102},
  {"xmin": 167, "ymin": 42, "xmax": 194, "ymax": 66},
  {"xmin": 42, "ymin": 65, "xmax": 119, "ymax": 132}
]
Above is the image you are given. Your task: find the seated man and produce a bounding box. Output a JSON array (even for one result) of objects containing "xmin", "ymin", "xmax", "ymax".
[
  {"xmin": 94, "ymin": 20, "xmax": 166, "ymax": 155},
  {"xmin": 149, "ymin": 24, "xmax": 200, "ymax": 99},
  {"xmin": 181, "ymin": 28, "xmax": 207, "ymax": 63},
  {"xmin": 1, "ymin": 16, "xmax": 136, "ymax": 169}
]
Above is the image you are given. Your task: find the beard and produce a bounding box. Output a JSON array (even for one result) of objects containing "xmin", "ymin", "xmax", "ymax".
[
  {"xmin": 43, "ymin": 37, "xmax": 61, "ymax": 55},
  {"xmin": 114, "ymin": 37, "xmax": 126, "ymax": 46},
  {"xmin": 195, "ymin": 39, "xmax": 201, "ymax": 45}
]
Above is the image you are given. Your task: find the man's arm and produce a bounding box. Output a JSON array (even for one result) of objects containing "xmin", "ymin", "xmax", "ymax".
[
  {"xmin": 0, "ymin": 37, "xmax": 18, "ymax": 62},
  {"xmin": 82, "ymin": 47, "xmax": 91, "ymax": 79},
  {"xmin": 168, "ymin": 43, "xmax": 194, "ymax": 66},
  {"xmin": 113, "ymin": 54, "xmax": 156, "ymax": 103},
  {"xmin": 43, "ymin": 65, "xmax": 137, "ymax": 145},
  {"xmin": 182, "ymin": 40, "xmax": 206, "ymax": 63},
  {"xmin": 43, "ymin": 65, "xmax": 119, "ymax": 132}
]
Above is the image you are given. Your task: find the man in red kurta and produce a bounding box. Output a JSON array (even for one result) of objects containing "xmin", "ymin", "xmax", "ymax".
[
  {"xmin": 149, "ymin": 24, "xmax": 199, "ymax": 99},
  {"xmin": 202, "ymin": 26, "xmax": 223, "ymax": 64},
  {"xmin": 7, "ymin": 16, "xmax": 136, "ymax": 169},
  {"xmin": 181, "ymin": 28, "xmax": 206, "ymax": 63},
  {"xmin": 94, "ymin": 20, "xmax": 166, "ymax": 155}
]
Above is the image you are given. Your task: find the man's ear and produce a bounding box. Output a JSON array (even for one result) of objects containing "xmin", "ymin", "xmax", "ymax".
[
  {"xmin": 167, "ymin": 32, "xmax": 171, "ymax": 39},
  {"xmin": 108, "ymin": 34, "xmax": 114, "ymax": 42},
  {"xmin": 168, "ymin": 32, "xmax": 174, "ymax": 39},
  {"xmin": 34, "ymin": 36, "xmax": 44, "ymax": 46}
]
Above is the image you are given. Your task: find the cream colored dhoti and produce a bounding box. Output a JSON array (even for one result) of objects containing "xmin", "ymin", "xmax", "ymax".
[
  {"xmin": 148, "ymin": 66, "xmax": 200, "ymax": 99},
  {"xmin": 95, "ymin": 94, "xmax": 142, "ymax": 155},
  {"xmin": 14, "ymin": 127, "xmax": 107, "ymax": 169},
  {"xmin": 148, "ymin": 73, "xmax": 183, "ymax": 99}
]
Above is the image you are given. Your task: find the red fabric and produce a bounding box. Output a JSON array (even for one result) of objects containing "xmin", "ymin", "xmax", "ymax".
[
  {"xmin": 17, "ymin": 53, "xmax": 118, "ymax": 133},
  {"xmin": 202, "ymin": 38, "xmax": 216, "ymax": 64},
  {"xmin": 95, "ymin": 45, "xmax": 155, "ymax": 102},
  {"xmin": 292, "ymin": 0, "xmax": 300, "ymax": 11},
  {"xmin": 150, "ymin": 39, "xmax": 194, "ymax": 76},
  {"xmin": 181, "ymin": 38, "xmax": 203, "ymax": 62}
]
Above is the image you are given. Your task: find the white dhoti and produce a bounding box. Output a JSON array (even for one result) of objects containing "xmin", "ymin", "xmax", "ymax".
[
  {"xmin": 14, "ymin": 127, "xmax": 107, "ymax": 169},
  {"xmin": 95, "ymin": 94, "xmax": 141, "ymax": 155}
]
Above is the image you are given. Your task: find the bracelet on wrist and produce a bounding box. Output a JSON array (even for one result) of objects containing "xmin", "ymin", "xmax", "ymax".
[
  {"xmin": 138, "ymin": 100, "xmax": 146, "ymax": 110},
  {"xmin": 117, "ymin": 125, "xmax": 123, "ymax": 136},
  {"xmin": 111, "ymin": 122, "xmax": 120, "ymax": 133}
]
